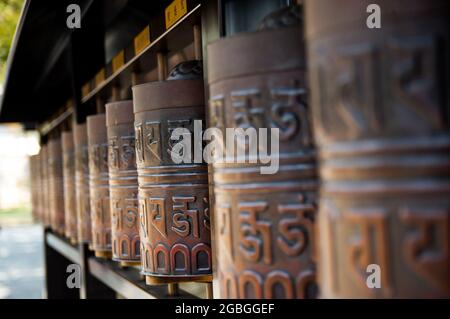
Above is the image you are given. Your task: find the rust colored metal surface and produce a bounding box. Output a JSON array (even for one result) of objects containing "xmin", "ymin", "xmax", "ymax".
[
  {"xmin": 40, "ymin": 144, "xmax": 51, "ymax": 227},
  {"xmin": 207, "ymin": 13, "xmax": 318, "ymax": 298},
  {"xmin": 62, "ymin": 131, "xmax": 77, "ymax": 243},
  {"xmin": 133, "ymin": 70, "xmax": 212, "ymax": 283},
  {"xmin": 74, "ymin": 123, "xmax": 92, "ymax": 244},
  {"xmin": 106, "ymin": 101, "xmax": 141, "ymax": 265},
  {"xmin": 87, "ymin": 114, "xmax": 112, "ymax": 257},
  {"xmin": 48, "ymin": 138, "xmax": 65, "ymax": 234},
  {"xmin": 306, "ymin": 0, "xmax": 450, "ymax": 298}
]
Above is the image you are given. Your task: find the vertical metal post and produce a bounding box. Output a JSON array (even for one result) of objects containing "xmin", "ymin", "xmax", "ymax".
[
  {"xmin": 205, "ymin": 283, "xmax": 214, "ymax": 299},
  {"xmin": 112, "ymin": 85, "xmax": 121, "ymax": 102},
  {"xmin": 79, "ymin": 243, "xmax": 116, "ymax": 299},
  {"xmin": 193, "ymin": 24, "xmax": 202, "ymax": 60},
  {"xmin": 157, "ymin": 52, "xmax": 168, "ymax": 81},
  {"xmin": 95, "ymin": 96, "xmax": 104, "ymax": 114},
  {"xmin": 167, "ymin": 283, "xmax": 179, "ymax": 297}
]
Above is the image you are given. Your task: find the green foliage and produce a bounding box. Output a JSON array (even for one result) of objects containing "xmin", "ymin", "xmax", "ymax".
[
  {"xmin": 0, "ymin": 206, "xmax": 32, "ymax": 225},
  {"xmin": 0, "ymin": 206, "xmax": 30, "ymax": 217},
  {"xmin": 0, "ymin": 0, "xmax": 24, "ymax": 84}
]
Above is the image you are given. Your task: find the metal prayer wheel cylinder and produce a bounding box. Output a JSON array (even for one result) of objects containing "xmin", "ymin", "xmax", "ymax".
[
  {"xmin": 106, "ymin": 101, "xmax": 141, "ymax": 266},
  {"xmin": 48, "ymin": 138, "xmax": 65, "ymax": 234},
  {"xmin": 35, "ymin": 153, "xmax": 42, "ymax": 223},
  {"xmin": 35, "ymin": 152, "xmax": 43, "ymax": 223},
  {"xmin": 207, "ymin": 16, "xmax": 318, "ymax": 298},
  {"xmin": 133, "ymin": 76, "xmax": 212, "ymax": 283},
  {"xmin": 29, "ymin": 155, "xmax": 39, "ymax": 222},
  {"xmin": 62, "ymin": 132, "xmax": 77, "ymax": 243},
  {"xmin": 41, "ymin": 144, "xmax": 51, "ymax": 227},
  {"xmin": 305, "ymin": 0, "xmax": 450, "ymax": 298},
  {"xmin": 87, "ymin": 114, "xmax": 112, "ymax": 258},
  {"xmin": 74, "ymin": 123, "xmax": 92, "ymax": 244}
]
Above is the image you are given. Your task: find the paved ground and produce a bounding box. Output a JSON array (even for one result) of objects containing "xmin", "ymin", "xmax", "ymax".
[{"xmin": 0, "ymin": 224, "xmax": 44, "ymax": 299}]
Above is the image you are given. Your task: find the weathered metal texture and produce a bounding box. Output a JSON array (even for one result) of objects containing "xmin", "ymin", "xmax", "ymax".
[
  {"xmin": 87, "ymin": 114, "xmax": 112, "ymax": 258},
  {"xmin": 305, "ymin": 0, "xmax": 450, "ymax": 298},
  {"xmin": 207, "ymin": 15, "xmax": 318, "ymax": 299},
  {"xmin": 62, "ymin": 131, "xmax": 77, "ymax": 243},
  {"xmin": 106, "ymin": 101, "xmax": 141, "ymax": 265},
  {"xmin": 48, "ymin": 138, "xmax": 65, "ymax": 234},
  {"xmin": 74, "ymin": 123, "xmax": 92, "ymax": 244},
  {"xmin": 133, "ymin": 71, "xmax": 212, "ymax": 283},
  {"xmin": 40, "ymin": 145, "xmax": 51, "ymax": 227}
]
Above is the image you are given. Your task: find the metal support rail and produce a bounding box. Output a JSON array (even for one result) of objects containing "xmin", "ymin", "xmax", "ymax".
[{"xmin": 44, "ymin": 228, "xmax": 204, "ymax": 299}]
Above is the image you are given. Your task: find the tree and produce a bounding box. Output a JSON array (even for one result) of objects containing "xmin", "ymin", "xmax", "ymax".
[{"xmin": 0, "ymin": 0, "xmax": 24, "ymax": 84}]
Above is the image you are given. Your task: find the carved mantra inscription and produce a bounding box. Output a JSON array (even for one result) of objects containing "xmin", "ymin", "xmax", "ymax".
[
  {"xmin": 89, "ymin": 142, "xmax": 111, "ymax": 252},
  {"xmin": 109, "ymin": 135, "xmax": 136, "ymax": 170},
  {"xmin": 216, "ymin": 194, "xmax": 316, "ymax": 299},
  {"xmin": 135, "ymin": 119, "xmax": 204, "ymax": 166},
  {"xmin": 219, "ymin": 268, "xmax": 315, "ymax": 299},
  {"xmin": 209, "ymin": 76, "xmax": 317, "ymax": 298},
  {"xmin": 312, "ymin": 35, "xmax": 444, "ymax": 142},
  {"xmin": 111, "ymin": 193, "xmax": 140, "ymax": 260},
  {"xmin": 134, "ymin": 78, "xmax": 210, "ymax": 280},
  {"xmin": 75, "ymin": 145, "xmax": 91, "ymax": 243},
  {"xmin": 309, "ymin": 22, "xmax": 449, "ymax": 297},
  {"xmin": 108, "ymin": 130, "xmax": 140, "ymax": 262},
  {"xmin": 208, "ymin": 54, "xmax": 317, "ymax": 299},
  {"xmin": 210, "ymin": 86, "xmax": 310, "ymax": 145},
  {"xmin": 321, "ymin": 204, "xmax": 450, "ymax": 297},
  {"xmin": 140, "ymin": 193, "xmax": 211, "ymax": 276}
]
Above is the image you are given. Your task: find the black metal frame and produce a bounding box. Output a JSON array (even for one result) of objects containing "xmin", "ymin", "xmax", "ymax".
[{"xmin": 44, "ymin": 228, "xmax": 208, "ymax": 299}]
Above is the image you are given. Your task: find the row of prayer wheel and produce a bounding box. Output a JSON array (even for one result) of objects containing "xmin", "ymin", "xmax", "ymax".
[{"xmin": 28, "ymin": 0, "xmax": 449, "ymax": 298}]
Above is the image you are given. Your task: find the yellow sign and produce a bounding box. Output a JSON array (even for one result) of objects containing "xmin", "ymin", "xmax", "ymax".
[
  {"xmin": 134, "ymin": 26, "xmax": 150, "ymax": 55},
  {"xmin": 95, "ymin": 68, "xmax": 105, "ymax": 87},
  {"xmin": 112, "ymin": 50, "xmax": 125, "ymax": 73},
  {"xmin": 165, "ymin": 0, "xmax": 187, "ymax": 30}
]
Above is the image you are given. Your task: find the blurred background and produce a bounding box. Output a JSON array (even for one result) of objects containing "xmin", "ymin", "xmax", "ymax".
[{"xmin": 0, "ymin": 0, "xmax": 44, "ymax": 299}]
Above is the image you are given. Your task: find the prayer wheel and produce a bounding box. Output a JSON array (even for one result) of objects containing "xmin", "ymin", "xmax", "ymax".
[
  {"xmin": 29, "ymin": 155, "xmax": 39, "ymax": 222},
  {"xmin": 106, "ymin": 101, "xmax": 141, "ymax": 266},
  {"xmin": 32, "ymin": 152, "xmax": 42, "ymax": 223},
  {"xmin": 305, "ymin": 0, "xmax": 450, "ymax": 298},
  {"xmin": 62, "ymin": 131, "xmax": 77, "ymax": 243},
  {"xmin": 133, "ymin": 61, "xmax": 212, "ymax": 284},
  {"xmin": 87, "ymin": 114, "xmax": 112, "ymax": 258},
  {"xmin": 48, "ymin": 138, "xmax": 65, "ymax": 234},
  {"xmin": 41, "ymin": 144, "xmax": 51, "ymax": 227},
  {"xmin": 74, "ymin": 123, "xmax": 92, "ymax": 244},
  {"xmin": 36, "ymin": 151, "xmax": 44, "ymax": 223},
  {"xmin": 207, "ymin": 6, "xmax": 318, "ymax": 298}
]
